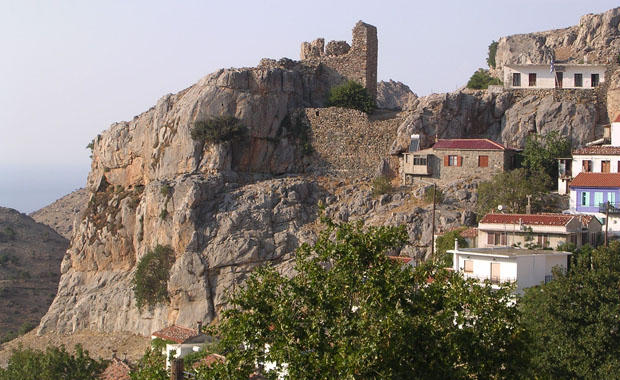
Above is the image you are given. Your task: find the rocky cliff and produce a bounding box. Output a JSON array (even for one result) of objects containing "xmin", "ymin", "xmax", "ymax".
[
  {"xmin": 30, "ymin": 189, "xmax": 89, "ymax": 240},
  {"xmin": 38, "ymin": 8, "xmax": 620, "ymax": 337},
  {"xmin": 0, "ymin": 207, "xmax": 68, "ymax": 340}
]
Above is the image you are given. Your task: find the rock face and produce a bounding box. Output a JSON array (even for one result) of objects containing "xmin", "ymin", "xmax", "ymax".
[
  {"xmin": 492, "ymin": 7, "xmax": 620, "ymax": 77},
  {"xmin": 390, "ymin": 89, "xmax": 598, "ymax": 155},
  {"xmin": 376, "ymin": 80, "xmax": 417, "ymax": 110},
  {"xmin": 30, "ymin": 189, "xmax": 89, "ymax": 240},
  {"xmin": 0, "ymin": 207, "xmax": 68, "ymax": 340}
]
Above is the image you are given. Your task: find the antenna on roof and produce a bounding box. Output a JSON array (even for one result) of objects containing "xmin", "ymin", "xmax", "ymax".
[{"xmin": 497, "ymin": 205, "xmax": 504, "ymax": 212}]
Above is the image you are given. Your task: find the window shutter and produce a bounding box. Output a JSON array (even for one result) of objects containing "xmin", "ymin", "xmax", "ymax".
[
  {"xmin": 501, "ymin": 233, "xmax": 507, "ymax": 245},
  {"xmin": 487, "ymin": 233, "xmax": 495, "ymax": 245},
  {"xmin": 444, "ymin": 155, "xmax": 449, "ymax": 166},
  {"xmin": 457, "ymin": 156, "xmax": 462, "ymax": 167}
]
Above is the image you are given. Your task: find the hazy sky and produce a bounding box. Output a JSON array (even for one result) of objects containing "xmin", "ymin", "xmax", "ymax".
[{"xmin": 1, "ymin": 0, "xmax": 618, "ymax": 213}]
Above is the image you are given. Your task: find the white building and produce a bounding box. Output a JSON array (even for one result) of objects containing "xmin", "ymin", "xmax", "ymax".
[
  {"xmin": 504, "ymin": 64, "xmax": 606, "ymax": 89},
  {"xmin": 450, "ymin": 244, "xmax": 571, "ymax": 295},
  {"xmin": 151, "ymin": 324, "xmax": 209, "ymax": 368}
]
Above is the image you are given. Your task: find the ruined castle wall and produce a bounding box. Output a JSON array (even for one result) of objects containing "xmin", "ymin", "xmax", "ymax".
[
  {"xmin": 301, "ymin": 21, "xmax": 378, "ymax": 100},
  {"xmin": 305, "ymin": 107, "xmax": 401, "ymax": 177}
]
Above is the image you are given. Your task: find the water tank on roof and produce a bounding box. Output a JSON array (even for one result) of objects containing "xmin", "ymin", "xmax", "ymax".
[{"xmin": 409, "ymin": 134, "xmax": 420, "ymax": 152}]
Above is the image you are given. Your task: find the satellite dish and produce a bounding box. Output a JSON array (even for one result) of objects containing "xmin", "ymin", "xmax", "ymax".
[{"xmin": 497, "ymin": 205, "xmax": 504, "ymax": 211}]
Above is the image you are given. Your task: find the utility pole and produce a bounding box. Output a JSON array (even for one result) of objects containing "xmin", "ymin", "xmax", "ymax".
[
  {"xmin": 605, "ymin": 201, "xmax": 610, "ymax": 247},
  {"xmin": 431, "ymin": 182, "xmax": 436, "ymax": 259}
]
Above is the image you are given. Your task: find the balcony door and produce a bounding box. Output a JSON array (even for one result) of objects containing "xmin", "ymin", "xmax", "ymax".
[
  {"xmin": 602, "ymin": 160, "xmax": 611, "ymax": 173},
  {"xmin": 490, "ymin": 262, "xmax": 500, "ymax": 284}
]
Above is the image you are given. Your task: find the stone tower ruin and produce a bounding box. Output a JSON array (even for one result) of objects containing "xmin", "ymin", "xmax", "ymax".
[{"xmin": 300, "ymin": 21, "xmax": 378, "ymax": 100}]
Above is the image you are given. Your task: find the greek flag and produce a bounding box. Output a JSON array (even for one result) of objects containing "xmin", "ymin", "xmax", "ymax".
[{"xmin": 550, "ymin": 59, "xmax": 555, "ymax": 73}]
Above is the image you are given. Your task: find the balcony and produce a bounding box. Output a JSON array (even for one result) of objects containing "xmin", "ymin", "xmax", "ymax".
[
  {"xmin": 598, "ymin": 202, "xmax": 620, "ymax": 214},
  {"xmin": 463, "ymin": 273, "xmax": 516, "ymax": 285}
]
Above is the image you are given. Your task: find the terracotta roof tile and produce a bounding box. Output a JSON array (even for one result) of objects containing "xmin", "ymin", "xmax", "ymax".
[
  {"xmin": 573, "ymin": 146, "xmax": 620, "ymax": 155},
  {"xmin": 151, "ymin": 325, "xmax": 199, "ymax": 344},
  {"xmin": 192, "ymin": 353, "xmax": 226, "ymax": 369},
  {"xmin": 432, "ymin": 139, "xmax": 510, "ymax": 151},
  {"xmin": 614, "ymin": 114, "xmax": 620, "ymax": 123},
  {"xmin": 460, "ymin": 228, "xmax": 478, "ymax": 238},
  {"xmin": 480, "ymin": 213, "xmax": 575, "ymax": 226},
  {"xmin": 569, "ymin": 173, "xmax": 620, "ymax": 188},
  {"xmin": 100, "ymin": 359, "xmax": 131, "ymax": 380},
  {"xmin": 387, "ymin": 255, "xmax": 413, "ymax": 264}
]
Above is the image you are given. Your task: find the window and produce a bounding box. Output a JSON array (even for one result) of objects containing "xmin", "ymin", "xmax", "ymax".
[
  {"xmin": 529, "ymin": 73, "xmax": 537, "ymax": 87},
  {"xmin": 609, "ymin": 192, "xmax": 616, "ymax": 206},
  {"xmin": 464, "ymin": 260, "xmax": 474, "ymax": 273},
  {"xmin": 602, "ymin": 160, "xmax": 611, "ymax": 173},
  {"xmin": 512, "ymin": 73, "xmax": 521, "ymax": 87},
  {"xmin": 537, "ymin": 234, "xmax": 549, "ymax": 247},
  {"xmin": 582, "ymin": 160, "xmax": 592, "ymax": 172},
  {"xmin": 404, "ymin": 155, "xmax": 409, "ymax": 163},
  {"xmin": 570, "ymin": 235, "xmax": 578, "ymax": 245},
  {"xmin": 487, "ymin": 232, "xmax": 507, "ymax": 246},
  {"xmin": 413, "ymin": 155, "xmax": 427, "ymax": 166},
  {"xmin": 594, "ymin": 192, "xmax": 604, "ymax": 207},
  {"xmin": 556, "ymin": 72, "xmax": 563, "ymax": 88},
  {"xmin": 575, "ymin": 73, "xmax": 583, "ymax": 87},
  {"xmin": 581, "ymin": 191, "xmax": 590, "ymax": 206},
  {"xmin": 478, "ymin": 155, "xmax": 489, "ymax": 167},
  {"xmin": 444, "ymin": 155, "xmax": 462, "ymax": 167},
  {"xmin": 591, "ymin": 73, "xmax": 599, "ymax": 87}
]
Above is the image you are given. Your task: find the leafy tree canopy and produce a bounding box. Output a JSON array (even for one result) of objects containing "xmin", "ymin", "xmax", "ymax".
[
  {"xmin": 191, "ymin": 116, "xmax": 248, "ymax": 145},
  {"xmin": 196, "ymin": 218, "xmax": 527, "ymax": 380},
  {"xmin": 130, "ymin": 347, "xmax": 168, "ymax": 380},
  {"xmin": 521, "ymin": 131, "xmax": 571, "ymax": 186},
  {"xmin": 477, "ymin": 168, "xmax": 550, "ymax": 217},
  {"xmin": 466, "ymin": 68, "xmax": 502, "ymax": 89},
  {"xmin": 520, "ymin": 242, "xmax": 620, "ymax": 379},
  {"xmin": 0, "ymin": 344, "xmax": 107, "ymax": 380},
  {"xmin": 487, "ymin": 40, "xmax": 498, "ymax": 68},
  {"xmin": 436, "ymin": 228, "xmax": 468, "ymax": 265},
  {"xmin": 327, "ymin": 80, "xmax": 375, "ymax": 114},
  {"xmin": 132, "ymin": 245, "xmax": 175, "ymax": 310}
]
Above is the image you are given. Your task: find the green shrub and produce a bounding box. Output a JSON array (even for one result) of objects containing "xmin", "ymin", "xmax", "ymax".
[
  {"xmin": 159, "ymin": 184, "xmax": 172, "ymax": 198},
  {"xmin": 466, "ymin": 68, "xmax": 503, "ymax": 89},
  {"xmin": 423, "ymin": 186, "xmax": 444, "ymax": 204},
  {"xmin": 159, "ymin": 209, "xmax": 168, "ymax": 220},
  {"xmin": 487, "ymin": 40, "xmax": 498, "ymax": 68},
  {"xmin": 278, "ymin": 113, "xmax": 313, "ymax": 155},
  {"xmin": 327, "ymin": 80, "xmax": 375, "ymax": 114},
  {"xmin": 191, "ymin": 116, "xmax": 247, "ymax": 144},
  {"xmin": 132, "ymin": 245, "xmax": 175, "ymax": 310},
  {"xmin": 371, "ymin": 176, "xmax": 393, "ymax": 197},
  {"xmin": 435, "ymin": 228, "xmax": 468, "ymax": 265}
]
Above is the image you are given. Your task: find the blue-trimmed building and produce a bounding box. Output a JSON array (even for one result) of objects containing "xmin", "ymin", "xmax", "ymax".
[{"xmin": 569, "ymin": 172, "xmax": 620, "ymax": 236}]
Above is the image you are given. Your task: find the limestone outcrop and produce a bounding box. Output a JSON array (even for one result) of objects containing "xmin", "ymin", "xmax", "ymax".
[
  {"xmin": 30, "ymin": 188, "xmax": 89, "ymax": 240},
  {"xmin": 376, "ymin": 80, "xmax": 418, "ymax": 110},
  {"xmin": 492, "ymin": 7, "xmax": 620, "ymax": 77}
]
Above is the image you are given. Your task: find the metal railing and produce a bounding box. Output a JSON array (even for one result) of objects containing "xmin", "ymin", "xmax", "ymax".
[
  {"xmin": 598, "ymin": 202, "xmax": 620, "ymax": 214},
  {"xmin": 463, "ymin": 273, "xmax": 516, "ymax": 285}
]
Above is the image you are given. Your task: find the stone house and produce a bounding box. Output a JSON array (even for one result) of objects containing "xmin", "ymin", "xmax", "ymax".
[
  {"xmin": 503, "ymin": 63, "xmax": 606, "ymax": 89},
  {"xmin": 151, "ymin": 323, "xmax": 209, "ymax": 369},
  {"xmin": 401, "ymin": 136, "xmax": 516, "ymax": 184},
  {"xmin": 477, "ymin": 213, "xmax": 601, "ymax": 249},
  {"xmin": 449, "ymin": 243, "xmax": 571, "ymax": 295}
]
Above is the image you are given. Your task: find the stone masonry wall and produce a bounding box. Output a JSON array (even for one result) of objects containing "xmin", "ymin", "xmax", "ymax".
[
  {"xmin": 300, "ymin": 21, "xmax": 378, "ymax": 99},
  {"xmin": 305, "ymin": 108, "xmax": 401, "ymax": 177}
]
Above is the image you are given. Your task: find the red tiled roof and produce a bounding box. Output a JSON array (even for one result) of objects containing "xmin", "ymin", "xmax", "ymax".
[
  {"xmin": 192, "ymin": 353, "xmax": 226, "ymax": 369},
  {"xmin": 614, "ymin": 114, "xmax": 620, "ymax": 123},
  {"xmin": 569, "ymin": 173, "xmax": 620, "ymax": 188},
  {"xmin": 432, "ymin": 139, "xmax": 510, "ymax": 151},
  {"xmin": 100, "ymin": 359, "xmax": 131, "ymax": 380},
  {"xmin": 387, "ymin": 255, "xmax": 413, "ymax": 264},
  {"xmin": 460, "ymin": 228, "xmax": 478, "ymax": 238},
  {"xmin": 151, "ymin": 325, "xmax": 199, "ymax": 344},
  {"xmin": 480, "ymin": 213, "xmax": 575, "ymax": 226},
  {"xmin": 573, "ymin": 146, "xmax": 620, "ymax": 155}
]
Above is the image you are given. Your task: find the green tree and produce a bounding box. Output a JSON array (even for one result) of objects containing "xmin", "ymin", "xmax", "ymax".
[
  {"xmin": 520, "ymin": 242, "xmax": 620, "ymax": 379},
  {"xmin": 197, "ymin": 218, "xmax": 527, "ymax": 380},
  {"xmin": 521, "ymin": 131, "xmax": 571, "ymax": 186},
  {"xmin": 435, "ymin": 228, "xmax": 467, "ymax": 265},
  {"xmin": 477, "ymin": 168, "xmax": 550, "ymax": 217},
  {"xmin": 327, "ymin": 80, "xmax": 375, "ymax": 114},
  {"xmin": 487, "ymin": 40, "xmax": 498, "ymax": 68},
  {"xmin": 0, "ymin": 344, "xmax": 107, "ymax": 380},
  {"xmin": 130, "ymin": 347, "xmax": 168, "ymax": 380},
  {"xmin": 191, "ymin": 116, "xmax": 248, "ymax": 145},
  {"xmin": 370, "ymin": 175, "xmax": 393, "ymax": 197},
  {"xmin": 132, "ymin": 245, "xmax": 175, "ymax": 310},
  {"xmin": 466, "ymin": 68, "xmax": 502, "ymax": 89}
]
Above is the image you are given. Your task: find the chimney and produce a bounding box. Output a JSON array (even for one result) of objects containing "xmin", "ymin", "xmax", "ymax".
[
  {"xmin": 454, "ymin": 238, "xmax": 459, "ymax": 251},
  {"xmin": 112, "ymin": 350, "xmax": 117, "ymax": 360},
  {"xmin": 197, "ymin": 321, "xmax": 203, "ymax": 334},
  {"xmin": 435, "ymin": 133, "xmax": 439, "ymax": 143}
]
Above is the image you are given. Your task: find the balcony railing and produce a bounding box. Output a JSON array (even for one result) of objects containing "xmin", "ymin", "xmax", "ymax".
[
  {"xmin": 598, "ymin": 202, "xmax": 620, "ymax": 214},
  {"xmin": 463, "ymin": 273, "xmax": 516, "ymax": 285}
]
